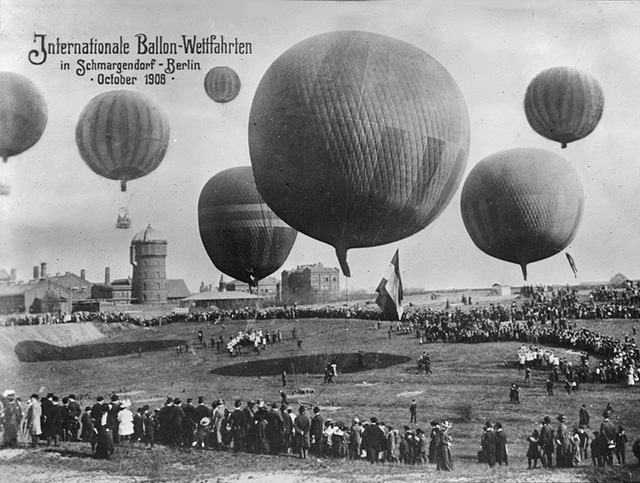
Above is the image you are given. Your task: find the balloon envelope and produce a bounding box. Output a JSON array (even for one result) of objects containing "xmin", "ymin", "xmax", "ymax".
[
  {"xmin": 0, "ymin": 72, "xmax": 48, "ymax": 162},
  {"xmin": 204, "ymin": 66, "xmax": 241, "ymax": 103},
  {"xmin": 198, "ymin": 166, "xmax": 297, "ymax": 286},
  {"xmin": 75, "ymin": 90, "xmax": 170, "ymax": 190},
  {"xmin": 524, "ymin": 67, "xmax": 604, "ymax": 148},
  {"xmin": 249, "ymin": 31, "xmax": 470, "ymax": 276},
  {"xmin": 460, "ymin": 148, "xmax": 584, "ymax": 280}
]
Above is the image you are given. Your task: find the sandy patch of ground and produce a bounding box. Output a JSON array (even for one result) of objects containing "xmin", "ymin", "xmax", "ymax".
[{"xmin": 396, "ymin": 390, "xmax": 423, "ymax": 397}]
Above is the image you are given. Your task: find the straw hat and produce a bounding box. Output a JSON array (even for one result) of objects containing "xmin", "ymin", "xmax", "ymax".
[
  {"xmin": 200, "ymin": 417, "xmax": 211, "ymax": 427},
  {"xmin": 442, "ymin": 421, "xmax": 452, "ymax": 430}
]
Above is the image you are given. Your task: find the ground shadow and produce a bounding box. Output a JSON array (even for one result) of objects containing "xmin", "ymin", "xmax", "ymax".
[
  {"xmin": 211, "ymin": 352, "xmax": 412, "ymax": 377},
  {"xmin": 15, "ymin": 339, "xmax": 186, "ymax": 362}
]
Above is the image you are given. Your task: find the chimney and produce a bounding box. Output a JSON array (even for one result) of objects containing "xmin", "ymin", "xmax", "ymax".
[
  {"xmin": 33, "ymin": 266, "xmax": 39, "ymax": 281},
  {"xmin": 10, "ymin": 269, "xmax": 16, "ymax": 283},
  {"xmin": 81, "ymin": 269, "xmax": 86, "ymax": 280},
  {"xmin": 40, "ymin": 262, "xmax": 47, "ymax": 279},
  {"xmin": 105, "ymin": 267, "xmax": 111, "ymax": 285}
]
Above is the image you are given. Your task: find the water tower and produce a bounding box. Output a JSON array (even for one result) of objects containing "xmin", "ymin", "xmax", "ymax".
[{"xmin": 130, "ymin": 224, "xmax": 167, "ymax": 303}]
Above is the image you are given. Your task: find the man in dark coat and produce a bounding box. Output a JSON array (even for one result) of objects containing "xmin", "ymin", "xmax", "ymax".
[
  {"xmin": 67, "ymin": 394, "xmax": 81, "ymax": 442},
  {"xmin": 107, "ymin": 395, "xmax": 121, "ymax": 445},
  {"xmin": 481, "ymin": 421, "xmax": 498, "ymax": 467},
  {"xmin": 579, "ymin": 404, "xmax": 590, "ymax": 428},
  {"xmin": 362, "ymin": 417, "xmax": 387, "ymax": 463},
  {"xmin": 310, "ymin": 406, "xmax": 325, "ymax": 456},
  {"xmin": 228, "ymin": 399, "xmax": 246, "ymax": 452},
  {"xmin": 242, "ymin": 400, "xmax": 257, "ymax": 453},
  {"xmin": 158, "ymin": 398, "xmax": 173, "ymax": 444},
  {"xmin": 428, "ymin": 421, "xmax": 439, "ymax": 464},
  {"xmin": 266, "ymin": 402, "xmax": 284, "ymax": 454},
  {"xmin": 495, "ymin": 422, "xmax": 508, "ymax": 466},
  {"xmin": 600, "ymin": 411, "xmax": 617, "ymax": 466},
  {"xmin": 280, "ymin": 404, "xmax": 293, "ymax": 453},
  {"xmin": 293, "ymin": 405, "xmax": 311, "ymax": 459},
  {"xmin": 47, "ymin": 396, "xmax": 63, "ymax": 447},
  {"xmin": 539, "ymin": 416, "xmax": 555, "ymax": 468},
  {"xmin": 169, "ymin": 398, "xmax": 185, "ymax": 447},
  {"xmin": 181, "ymin": 399, "xmax": 195, "ymax": 448}
]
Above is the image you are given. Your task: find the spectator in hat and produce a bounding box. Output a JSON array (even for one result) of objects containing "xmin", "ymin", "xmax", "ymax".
[
  {"xmin": 80, "ymin": 406, "xmax": 94, "ymax": 444},
  {"xmin": 1, "ymin": 390, "xmax": 21, "ymax": 448},
  {"xmin": 349, "ymin": 417, "xmax": 363, "ymax": 460},
  {"xmin": 429, "ymin": 421, "xmax": 440, "ymax": 464},
  {"xmin": 600, "ymin": 411, "xmax": 617, "ymax": 466},
  {"xmin": 310, "ymin": 406, "xmax": 325, "ymax": 456},
  {"xmin": 579, "ymin": 404, "xmax": 590, "ymax": 428},
  {"xmin": 142, "ymin": 406, "xmax": 156, "ymax": 450},
  {"xmin": 436, "ymin": 421, "xmax": 454, "ymax": 471},
  {"xmin": 539, "ymin": 416, "xmax": 554, "ymax": 468},
  {"xmin": 66, "ymin": 394, "xmax": 81, "ymax": 442},
  {"xmin": 616, "ymin": 425, "xmax": 628, "ymax": 465},
  {"xmin": 481, "ymin": 421, "xmax": 497, "ymax": 467},
  {"xmin": 294, "ymin": 405, "xmax": 311, "ymax": 459},
  {"xmin": 117, "ymin": 399, "xmax": 134, "ymax": 443},
  {"xmin": 555, "ymin": 414, "xmax": 571, "ymax": 467},
  {"xmin": 243, "ymin": 400, "xmax": 257, "ymax": 453},
  {"xmin": 26, "ymin": 394, "xmax": 42, "ymax": 449},
  {"xmin": 495, "ymin": 422, "xmax": 508, "ymax": 466},
  {"xmin": 526, "ymin": 429, "xmax": 541, "ymax": 469},
  {"xmin": 362, "ymin": 417, "xmax": 386, "ymax": 463}
]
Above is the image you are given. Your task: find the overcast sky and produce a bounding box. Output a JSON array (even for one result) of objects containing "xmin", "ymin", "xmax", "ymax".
[{"xmin": 1, "ymin": 0, "xmax": 639, "ymax": 293}]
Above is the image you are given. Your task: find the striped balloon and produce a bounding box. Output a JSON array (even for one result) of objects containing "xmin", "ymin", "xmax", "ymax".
[
  {"xmin": 198, "ymin": 167, "xmax": 297, "ymax": 287},
  {"xmin": 0, "ymin": 72, "xmax": 48, "ymax": 162},
  {"xmin": 460, "ymin": 148, "xmax": 584, "ymax": 280},
  {"xmin": 204, "ymin": 66, "xmax": 241, "ymax": 103},
  {"xmin": 75, "ymin": 90, "xmax": 170, "ymax": 191},
  {"xmin": 524, "ymin": 67, "xmax": 604, "ymax": 148},
  {"xmin": 249, "ymin": 31, "xmax": 470, "ymax": 276}
]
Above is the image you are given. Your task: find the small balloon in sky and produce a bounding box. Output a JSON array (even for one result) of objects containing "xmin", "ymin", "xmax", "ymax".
[
  {"xmin": 524, "ymin": 66, "xmax": 604, "ymax": 148},
  {"xmin": 0, "ymin": 71, "xmax": 48, "ymax": 163},
  {"xmin": 204, "ymin": 66, "xmax": 241, "ymax": 103}
]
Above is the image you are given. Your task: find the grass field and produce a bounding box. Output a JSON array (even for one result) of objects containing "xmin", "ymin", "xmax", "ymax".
[{"xmin": 1, "ymin": 314, "xmax": 640, "ymax": 483}]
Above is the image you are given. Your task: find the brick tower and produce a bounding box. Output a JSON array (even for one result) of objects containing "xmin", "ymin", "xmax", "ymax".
[{"xmin": 130, "ymin": 224, "xmax": 167, "ymax": 303}]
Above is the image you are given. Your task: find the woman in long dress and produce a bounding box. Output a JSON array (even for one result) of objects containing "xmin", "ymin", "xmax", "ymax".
[{"xmin": 436, "ymin": 421, "xmax": 454, "ymax": 471}]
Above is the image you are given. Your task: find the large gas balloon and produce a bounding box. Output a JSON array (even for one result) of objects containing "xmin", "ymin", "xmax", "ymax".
[
  {"xmin": 0, "ymin": 72, "xmax": 48, "ymax": 162},
  {"xmin": 249, "ymin": 31, "xmax": 470, "ymax": 276},
  {"xmin": 524, "ymin": 67, "xmax": 604, "ymax": 148},
  {"xmin": 204, "ymin": 66, "xmax": 241, "ymax": 103},
  {"xmin": 198, "ymin": 167, "xmax": 297, "ymax": 287},
  {"xmin": 76, "ymin": 90, "xmax": 170, "ymax": 192},
  {"xmin": 460, "ymin": 148, "xmax": 584, "ymax": 280}
]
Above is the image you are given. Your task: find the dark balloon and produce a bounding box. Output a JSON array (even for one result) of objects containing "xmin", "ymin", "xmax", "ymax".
[
  {"xmin": 460, "ymin": 148, "xmax": 584, "ymax": 280},
  {"xmin": 249, "ymin": 31, "xmax": 470, "ymax": 276},
  {"xmin": 75, "ymin": 90, "xmax": 170, "ymax": 191},
  {"xmin": 198, "ymin": 167, "xmax": 297, "ymax": 287},
  {"xmin": 524, "ymin": 67, "xmax": 604, "ymax": 148},
  {"xmin": 0, "ymin": 72, "xmax": 48, "ymax": 162},
  {"xmin": 204, "ymin": 66, "xmax": 241, "ymax": 103}
]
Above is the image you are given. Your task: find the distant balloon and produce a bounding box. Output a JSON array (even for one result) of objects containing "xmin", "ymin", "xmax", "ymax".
[
  {"xmin": 524, "ymin": 67, "xmax": 604, "ymax": 148},
  {"xmin": 198, "ymin": 166, "xmax": 297, "ymax": 287},
  {"xmin": 249, "ymin": 31, "xmax": 470, "ymax": 276},
  {"xmin": 0, "ymin": 72, "xmax": 48, "ymax": 162},
  {"xmin": 460, "ymin": 148, "xmax": 584, "ymax": 280},
  {"xmin": 75, "ymin": 90, "xmax": 170, "ymax": 192},
  {"xmin": 204, "ymin": 66, "xmax": 241, "ymax": 103}
]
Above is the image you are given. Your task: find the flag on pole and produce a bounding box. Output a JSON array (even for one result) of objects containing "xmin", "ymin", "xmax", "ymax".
[
  {"xmin": 375, "ymin": 249, "xmax": 404, "ymax": 321},
  {"xmin": 566, "ymin": 252, "xmax": 578, "ymax": 278}
]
